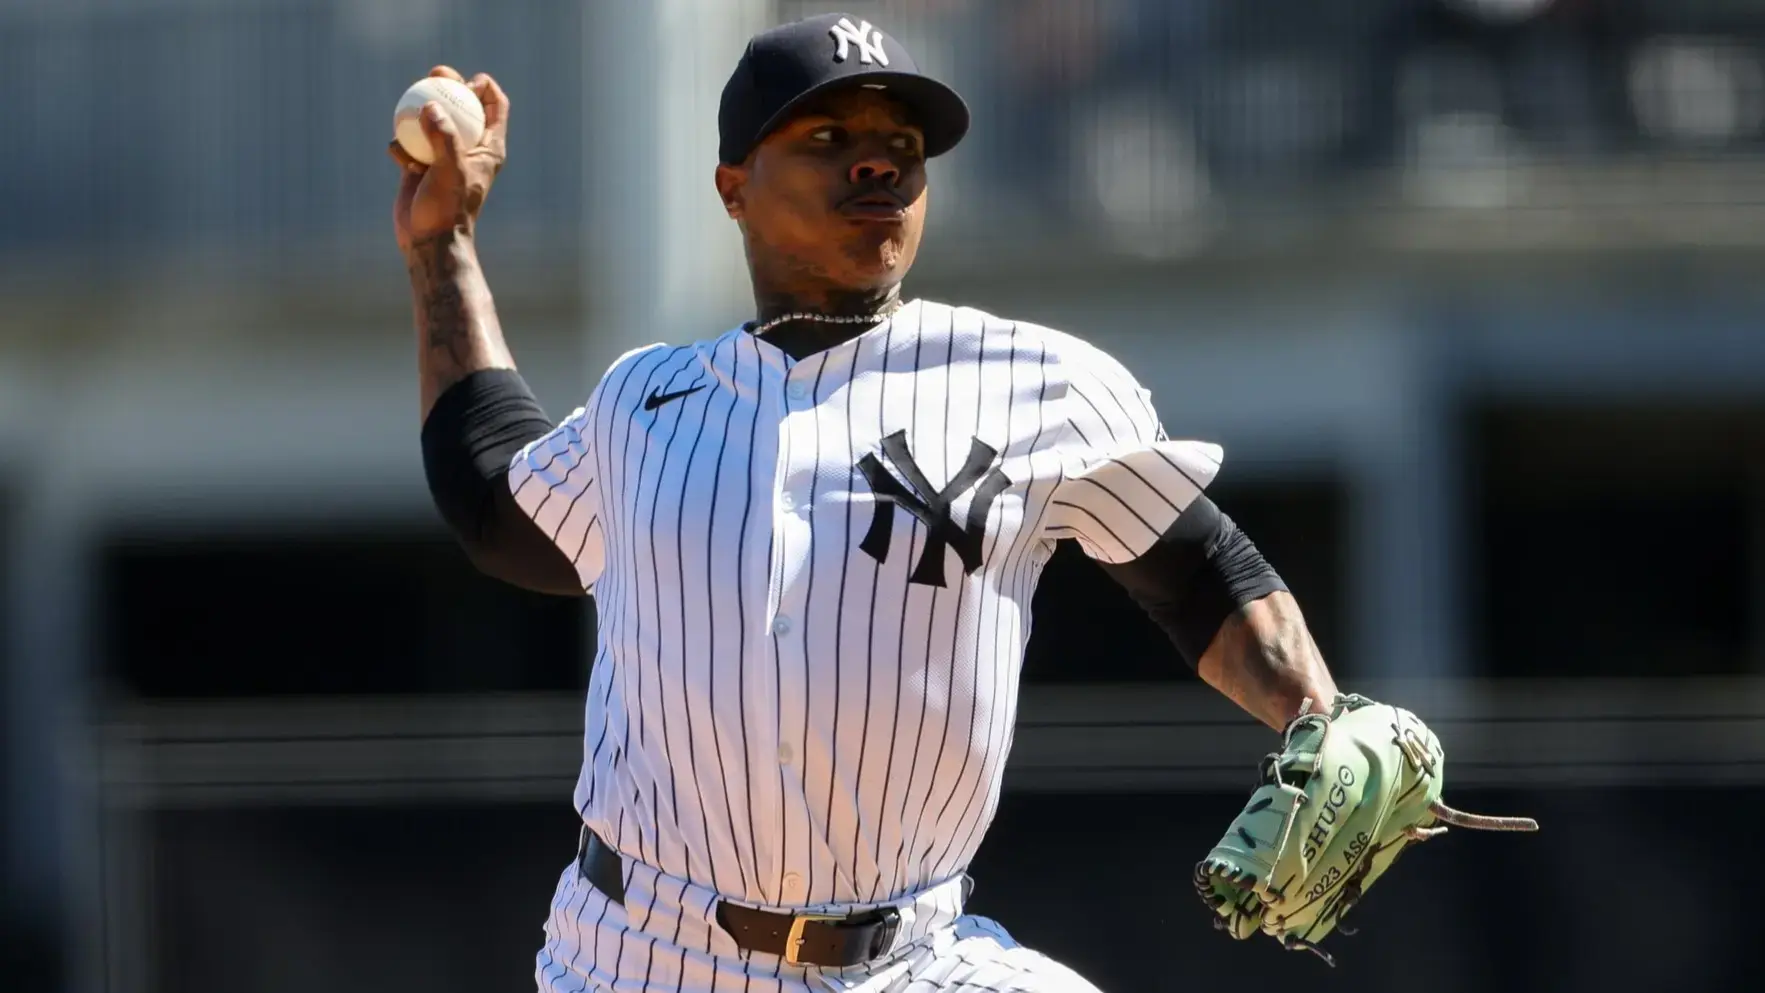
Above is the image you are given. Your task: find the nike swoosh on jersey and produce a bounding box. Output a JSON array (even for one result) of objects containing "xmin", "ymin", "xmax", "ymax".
[{"xmin": 642, "ymin": 383, "xmax": 707, "ymax": 411}]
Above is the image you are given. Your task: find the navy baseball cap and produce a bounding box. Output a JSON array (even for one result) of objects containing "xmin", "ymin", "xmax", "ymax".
[{"xmin": 717, "ymin": 13, "xmax": 970, "ymax": 165}]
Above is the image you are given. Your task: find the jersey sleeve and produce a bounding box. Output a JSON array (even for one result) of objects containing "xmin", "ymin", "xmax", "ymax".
[
  {"xmin": 1041, "ymin": 338, "xmax": 1224, "ymax": 564},
  {"xmin": 507, "ymin": 404, "xmax": 604, "ymax": 588},
  {"xmin": 502, "ymin": 344, "xmax": 658, "ymax": 590}
]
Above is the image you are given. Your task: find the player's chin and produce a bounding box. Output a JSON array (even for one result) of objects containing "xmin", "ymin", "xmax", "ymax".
[{"xmin": 838, "ymin": 225, "xmax": 919, "ymax": 280}]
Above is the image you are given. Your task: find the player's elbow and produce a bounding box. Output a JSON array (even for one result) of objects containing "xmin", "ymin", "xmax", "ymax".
[
  {"xmin": 422, "ymin": 451, "xmax": 501, "ymax": 548},
  {"xmin": 1099, "ymin": 495, "xmax": 1289, "ymax": 669},
  {"xmin": 430, "ymin": 476, "xmax": 586, "ymax": 597},
  {"xmin": 418, "ymin": 369, "xmax": 581, "ymax": 593},
  {"xmin": 458, "ymin": 529, "xmax": 586, "ymax": 597},
  {"xmin": 419, "ymin": 394, "xmax": 540, "ymax": 546}
]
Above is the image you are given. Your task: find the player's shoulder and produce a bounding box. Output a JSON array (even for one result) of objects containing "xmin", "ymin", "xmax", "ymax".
[
  {"xmin": 597, "ymin": 340, "xmax": 674, "ymax": 377},
  {"xmin": 590, "ymin": 327, "xmax": 737, "ymax": 387},
  {"xmin": 576, "ymin": 333, "xmax": 727, "ymax": 421},
  {"xmin": 595, "ymin": 336, "xmax": 704, "ymax": 377},
  {"xmin": 916, "ymin": 299, "xmax": 1141, "ymax": 388}
]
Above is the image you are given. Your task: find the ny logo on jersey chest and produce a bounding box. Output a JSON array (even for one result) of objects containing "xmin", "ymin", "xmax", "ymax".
[{"xmin": 856, "ymin": 430, "xmax": 1010, "ymax": 588}]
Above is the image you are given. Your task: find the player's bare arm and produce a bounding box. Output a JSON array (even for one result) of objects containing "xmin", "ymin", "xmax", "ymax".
[
  {"xmin": 1196, "ymin": 590, "xmax": 1338, "ymax": 731},
  {"xmin": 405, "ymin": 235, "xmax": 512, "ymax": 418},
  {"xmin": 1091, "ymin": 480, "xmax": 1338, "ymax": 732},
  {"xmin": 389, "ymin": 66, "xmax": 516, "ymax": 420},
  {"xmin": 391, "ymin": 66, "xmax": 580, "ymax": 595}
]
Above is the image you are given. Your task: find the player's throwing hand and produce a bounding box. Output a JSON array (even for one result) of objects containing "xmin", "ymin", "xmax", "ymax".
[{"xmin": 388, "ymin": 66, "xmax": 510, "ymax": 253}]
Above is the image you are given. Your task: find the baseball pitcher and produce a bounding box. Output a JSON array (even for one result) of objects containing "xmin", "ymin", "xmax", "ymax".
[{"xmin": 388, "ymin": 13, "xmax": 1535, "ymax": 991}]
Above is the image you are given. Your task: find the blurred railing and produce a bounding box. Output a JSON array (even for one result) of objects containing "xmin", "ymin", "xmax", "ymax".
[
  {"xmin": 821, "ymin": 0, "xmax": 1765, "ymax": 258},
  {"xmin": 95, "ymin": 677, "xmax": 1765, "ymax": 805},
  {"xmin": 13, "ymin": 0, "xmax": 1765, "ymax": 281},
  {"xmin": 1, "ymin": 0, "xmax": 585, "ymax": 280}
]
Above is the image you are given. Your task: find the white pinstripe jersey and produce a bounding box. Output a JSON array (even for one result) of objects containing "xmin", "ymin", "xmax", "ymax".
[{"xmin": 508, "ymin": 299, "xmax": 1222, "ymax": 910}]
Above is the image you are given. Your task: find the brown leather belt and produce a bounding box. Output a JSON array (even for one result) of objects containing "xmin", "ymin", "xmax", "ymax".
[{"xmin": 576, "ymin": 827, "xmax": 902, "ymax": 969}]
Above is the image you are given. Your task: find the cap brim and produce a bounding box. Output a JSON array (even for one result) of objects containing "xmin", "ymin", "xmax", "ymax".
[{"xmin": 746, "ymin": 71, "xmax": 970, "ymax": 162}]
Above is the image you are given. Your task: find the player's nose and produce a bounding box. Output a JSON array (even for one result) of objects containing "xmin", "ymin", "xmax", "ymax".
[{"xmin": 848, "ymin": 155, "xmax": 900, "ymax": 187}]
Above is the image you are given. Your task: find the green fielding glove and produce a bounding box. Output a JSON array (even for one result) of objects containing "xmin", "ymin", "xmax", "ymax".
[{"xmin": 1193, "ymin": 693, "xmax": 1539, "ymax": 966}]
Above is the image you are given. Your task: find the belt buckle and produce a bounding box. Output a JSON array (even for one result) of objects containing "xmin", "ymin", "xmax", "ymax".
[{"xmin": 783, "ymin": 912, "xmax": 845, "ymax": 967}]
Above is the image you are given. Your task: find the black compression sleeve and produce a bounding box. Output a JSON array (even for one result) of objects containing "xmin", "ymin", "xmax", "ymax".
[
  {"xmin": 1098, "ymin": 495, "xmax": 1289, "ymax": 668},
  {"xmin": 419, "ymin": 369, "xmax": 583, "ymax": 595}
]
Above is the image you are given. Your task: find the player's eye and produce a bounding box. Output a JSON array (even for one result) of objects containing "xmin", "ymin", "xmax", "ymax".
[
  {"xmin": 809, "ymin": 126, "xmax": 847, "ymax": 144},
  {"xmin": 889, "ymin": 134, "xmax": 925, "ymax": 161}
]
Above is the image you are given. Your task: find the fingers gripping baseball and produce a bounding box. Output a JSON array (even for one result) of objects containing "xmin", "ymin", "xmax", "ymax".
[
  {"xmin": 470, "ymin": 72, "xmax": 511, "ymax": 145},
  {"xmin": 421, "ymin": 102, "xmax": 467, "ymax": 165},
  {"xmin": 389, "ymin": 66, "xmax": 510, "ymax": 252}
]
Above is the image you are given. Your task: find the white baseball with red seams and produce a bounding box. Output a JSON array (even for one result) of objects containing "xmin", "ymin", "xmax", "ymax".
[{"xmin": 392, "ymin": 76, "xmax": 486, "ymax": 164}]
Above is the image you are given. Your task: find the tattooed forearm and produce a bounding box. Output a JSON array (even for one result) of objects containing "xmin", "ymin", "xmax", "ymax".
[
  {"xmin": 1197, "ymin": 591, "xmax": 1340, "ymax": 731},
  {"xmin": 406, "ymin": 232, "xmax": 516, "ymax": 420}
]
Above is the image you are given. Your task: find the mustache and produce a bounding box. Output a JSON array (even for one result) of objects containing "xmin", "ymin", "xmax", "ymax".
[{"xmin": 837, "ymin": 183, "xmax": 908, "ymax": 208}]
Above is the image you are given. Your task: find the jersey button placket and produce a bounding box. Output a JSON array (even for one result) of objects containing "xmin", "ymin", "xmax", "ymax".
[
  {"xmin": 753, "ymin": 348, "xmax": 793, "ymax": 898},
  {"xmin": 779, "ymin": 371, "xmax": 814, "ymax": 519},
  {"xmin": 772, "ymin": 364, "xmax": 817, "ymax": 906},
  {"xmin": 781, "ymin": 871, "xmax": 806, "ymax": 904}
]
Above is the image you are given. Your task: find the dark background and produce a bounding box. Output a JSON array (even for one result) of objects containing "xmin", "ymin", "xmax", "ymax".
[{"xmin": 132, "ymin": 787, "xmax": 1737, "ymax": 993}]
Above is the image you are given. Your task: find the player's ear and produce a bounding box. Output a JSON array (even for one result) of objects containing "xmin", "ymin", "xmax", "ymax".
[{"xmin": 714, "ymin": 163, "xmax": 746, "ymax": 220}]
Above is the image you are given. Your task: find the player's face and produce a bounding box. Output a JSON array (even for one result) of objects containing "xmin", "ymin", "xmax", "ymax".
[{"xmin": 717, "ymin": 89, "xmax": 929, "ymax": 294}]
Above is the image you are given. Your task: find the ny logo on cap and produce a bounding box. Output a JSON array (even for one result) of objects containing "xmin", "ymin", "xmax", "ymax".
[{"xmin": 829, "ymin": 17, "xmax": 890, "ymax": 66}]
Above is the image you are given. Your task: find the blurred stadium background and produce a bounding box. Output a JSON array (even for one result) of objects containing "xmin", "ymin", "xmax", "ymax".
[{"xmin": 4, "ymin": 0, "xmax": 1764, "ymax": 990}]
